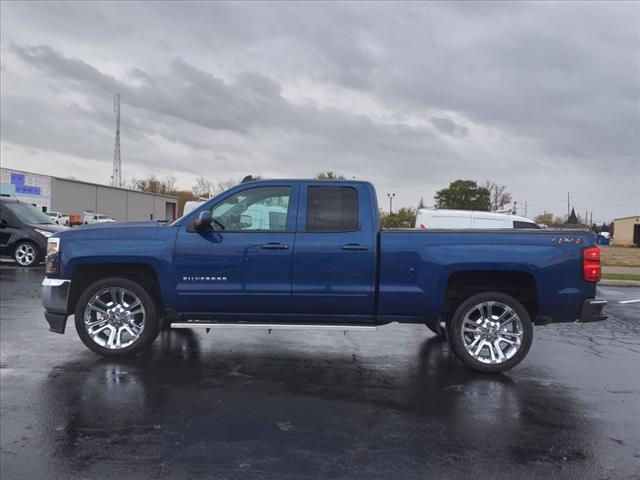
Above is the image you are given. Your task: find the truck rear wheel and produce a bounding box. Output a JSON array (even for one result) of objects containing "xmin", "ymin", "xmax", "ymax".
[
  {"xmin": 448, "ymin": 292, "xmax": 533, "ymax": 373},
  {"xmin": 74, "ymin": 277, "xmax": 161, "ymax": 357}
]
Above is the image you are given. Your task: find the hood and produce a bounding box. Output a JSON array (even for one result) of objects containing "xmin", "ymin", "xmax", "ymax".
[
  {"xmin": 77, "ymin": 221, "xmax": 163, "ymax": 229},
  {"xmin": 28, "ymin": 223, "xmax": 69, "ymax": 233},
  {"xmin": 56, "ymin": 220, "xmax": 171, "ymax": 243}
]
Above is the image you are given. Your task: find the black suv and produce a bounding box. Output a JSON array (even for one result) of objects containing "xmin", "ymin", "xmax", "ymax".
[{"xmin": 0, "ymin": 198, "xmax": 68, "ymax": 267}]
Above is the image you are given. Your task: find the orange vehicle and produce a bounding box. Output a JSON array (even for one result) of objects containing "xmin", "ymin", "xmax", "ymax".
[{"xmin": 67, "ymin": 214, "xmax": 82, "ymax": 226}]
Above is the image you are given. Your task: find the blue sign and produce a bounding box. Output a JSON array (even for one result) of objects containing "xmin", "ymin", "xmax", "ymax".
[{"xmin": 11, "ymin": 173, "xmax": 41, "ymax": 196}]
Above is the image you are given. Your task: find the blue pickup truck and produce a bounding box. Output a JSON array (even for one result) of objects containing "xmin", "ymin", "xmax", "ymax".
[{"xmin": 41, "ymin": 179, "xmax": 607, "ymax": 372}]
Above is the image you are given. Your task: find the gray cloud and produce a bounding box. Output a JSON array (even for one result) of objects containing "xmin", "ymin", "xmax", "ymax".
[{"xmin": 1, "ymin": 2, "xmax": 638, "ymax": 221}]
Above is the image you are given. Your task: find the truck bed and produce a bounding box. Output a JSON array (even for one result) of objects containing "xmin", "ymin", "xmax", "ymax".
[{"xmin": 378, "ymin": 229, "xmax": 597, "ymax": 324}]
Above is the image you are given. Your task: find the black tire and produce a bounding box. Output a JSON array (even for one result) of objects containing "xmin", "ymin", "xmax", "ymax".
[
  {"xmin": 13, "ymin": 240, "xmax": 40, "ymax": 267},
  {"xmin": 448, "ymin": 292, "xmax": 533, "ymax": 373},
  {"xmin": 74, "ymin": 277, "xmax": 162, "ymax": 357}
]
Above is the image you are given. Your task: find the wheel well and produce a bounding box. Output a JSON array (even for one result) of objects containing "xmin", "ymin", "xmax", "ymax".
[
  {"xmin": 68, "ymin": 263, "xmax": 163, "ymax": 314},
  {"xmin": 443, "ymin": 270, "xmax": 537, "ymax": 323}
]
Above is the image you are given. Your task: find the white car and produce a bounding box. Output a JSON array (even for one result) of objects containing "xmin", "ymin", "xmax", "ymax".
[
  {"xmin": 415, "ymin": 209, "xmax": 539, "ymax": 230},
  {"xmin": 86, "ymin": 214, "xmax": 116, "ymax": 224},
  {"xmin": 46, "ymin": 211, "xmax": 70, "ymax": 226}
]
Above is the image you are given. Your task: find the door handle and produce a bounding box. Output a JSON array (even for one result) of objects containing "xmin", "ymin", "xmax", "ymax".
[
  {"xmin": 261, "ymin": 243, "xmax": 289, "ymax": 250},
  {"xmin": 341, "ymin": 243, "xmax": 369, "ymax": 251}
]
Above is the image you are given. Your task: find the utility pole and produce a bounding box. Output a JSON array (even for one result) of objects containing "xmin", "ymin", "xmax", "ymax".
[
  {"xmin": 590, "ymin": 211, "xmax": 593, "ymax": 227},
  {"xmin": 524, "ymin": 201, "xmax": 528, "ymax": 217},
  {"xmin": 513, "ymin": 200, "xmax": 517, "ymax": 215},
  {"xmin": 567, "ymin": 192, "xmax": 570, "ymax": 218},
  {"xmin": 387, "ymin": 193, "xmax": 395, "ymax": 215},
  {"xmin": 111, "ymin": 93, "xmax": 122, "ymax": 188}
]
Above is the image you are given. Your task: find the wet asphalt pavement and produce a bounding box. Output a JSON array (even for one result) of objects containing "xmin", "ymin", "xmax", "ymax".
[{"xmin": 1, "ymin": 266, "xmax": 639, "ymax": 479}]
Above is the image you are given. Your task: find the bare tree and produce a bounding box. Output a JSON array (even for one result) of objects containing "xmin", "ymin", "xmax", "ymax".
[
  {"xmin": 191, "ymin": 176, "xmax": 215, "ymax": 198},
  {"xmin": 483, "ymin": 181, "xmax": 513, "ymax": 212},
  {"xmin": 192, "ymin": 176, "xmax": 239, "ymax": 198},
  {"xmin": 215, "ymin": 179, "xmax": 238, "ymax": 193},
  {"xmin": 316, "ymin": 171, "xmax": 345, "ymax": 180},
  {"xmin": 131, "ymin": 175, "xmax": 177, "ymax": 195}
]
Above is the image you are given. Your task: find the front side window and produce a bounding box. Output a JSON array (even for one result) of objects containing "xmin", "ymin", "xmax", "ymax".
[
  {"xmin": 306, "ymin": 186, "xmax": 359, "ymax": 232},
  {"xmin": 211, "ymin": 186, "xmax": 291, "ymax": 231}
]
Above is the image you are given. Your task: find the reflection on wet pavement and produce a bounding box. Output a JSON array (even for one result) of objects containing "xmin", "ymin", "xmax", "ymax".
[{"xmin": 1, "ymin": 267, "xmax": 639, "ymax": 479}]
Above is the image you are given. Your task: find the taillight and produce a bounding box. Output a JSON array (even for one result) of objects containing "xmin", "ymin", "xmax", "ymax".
[
  {"xmin": 419, "ymin": 224, "xmax": 426, "ymax": 230},
  {"xmin": 583, "ymin": 246, "xmax": 601, "ymax": 283}
]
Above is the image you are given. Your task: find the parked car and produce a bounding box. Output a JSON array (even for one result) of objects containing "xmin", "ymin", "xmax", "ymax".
[
  {"xmin": 596, "ymin": 233, "xmax": 610, "ymax": 245},
  {"xmin": 46, "ymin": 211, "xmax": 70, "ymax": 226},
  {"xmin": 41, "ymin": 179, "xmax": 606, "ymax": 373},
  {"xmin": 415, "ymin": 209, "xmax": 540, "ymax": 230},
  {"xmin": 85, "ymin": 214, "xmax": 116, "ymax": 224},
  {"xmin": 81, "ymin": 210, "xmax": 95, "ymax": 224},
  {"xmin": 0, "ymin": 198, "xmax": 68, "ymax": 266}
]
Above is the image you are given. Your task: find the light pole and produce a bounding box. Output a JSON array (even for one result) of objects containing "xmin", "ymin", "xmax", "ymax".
[{"xmin": 387, "ymin": 193, "xmax": 395, "ymax": 215}]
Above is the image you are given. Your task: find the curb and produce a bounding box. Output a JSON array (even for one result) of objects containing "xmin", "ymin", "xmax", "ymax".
[{"xmin": 599, "ymin": 280, "xmax": 640, "ymax": 287}]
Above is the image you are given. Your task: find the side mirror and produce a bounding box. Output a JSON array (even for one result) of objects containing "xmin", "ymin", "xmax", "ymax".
[{"xmin": 194, "ymin": 210, "xmax": 212, "ymax": 231}]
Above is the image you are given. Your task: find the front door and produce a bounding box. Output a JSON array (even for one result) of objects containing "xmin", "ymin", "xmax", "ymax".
[{"xmin": 173, "ymin": 184, "xmax": 298, "ymax": 316}]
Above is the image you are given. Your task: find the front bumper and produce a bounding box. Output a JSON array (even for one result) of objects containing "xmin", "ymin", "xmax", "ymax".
[
  {"xmin": 41, "ymin": 277, "xmax": 70, "ymax": 334},
  {"xmin": 579, "ymin": 299, "xmax": 608, "ymax": 323}
]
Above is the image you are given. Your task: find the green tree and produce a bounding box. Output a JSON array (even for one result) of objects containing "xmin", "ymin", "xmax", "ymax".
[
  {"xmin": 567, "ymin": 207, "xmax": 579, "ymax": 224},
  {"xmin": 380, "ymin": 207, "xmax": 417, "ymax": 229},
  {"xmin": 434, "ymin": 180, "xmax": 490, "ymax": 211}
]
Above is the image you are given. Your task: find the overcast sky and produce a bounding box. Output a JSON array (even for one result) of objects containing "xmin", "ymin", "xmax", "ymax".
[{"xmin": 1, "ymin": 1, "xmax": 638, "ymax": 222}]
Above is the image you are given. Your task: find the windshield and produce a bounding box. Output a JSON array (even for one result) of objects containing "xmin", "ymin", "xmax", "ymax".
[{"xmin": 5, "ymin": 202, "xmax": 55, "ymax": 224}]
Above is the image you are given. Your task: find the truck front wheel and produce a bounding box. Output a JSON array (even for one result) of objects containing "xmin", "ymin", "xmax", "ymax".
[
  {"xmin": 74, "ymin": 277, "xmax": 161, "ymax": 357},
  {"xmin": 448, "ymin": 292, "xmax": 533, "ymax": 373}
]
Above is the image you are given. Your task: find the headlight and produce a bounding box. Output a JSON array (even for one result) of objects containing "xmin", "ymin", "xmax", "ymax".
[
  {"xmin": 47, "ymin": 237, "xmax": 60, "ymax": 254},
  {"xmin": 46, "ymin": 237, "xmax": 60, "ymax": 274},
  {"xmin": 35, "ymin": 228, "xmax": 53, "ymax": 238}
]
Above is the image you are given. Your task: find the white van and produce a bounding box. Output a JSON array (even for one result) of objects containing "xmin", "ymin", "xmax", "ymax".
[
  {"xmin": 415, "ymin": 209, "xmax": 539, "ymax": 230},
  {"xmin": 183, "ymin": 200, "xmax": 205, "ymax": 216}
]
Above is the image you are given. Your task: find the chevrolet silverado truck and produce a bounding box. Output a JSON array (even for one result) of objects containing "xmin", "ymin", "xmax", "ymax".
[{"xmin": 41, "ymin": 179, "xmax": 607, "ymax": 372}]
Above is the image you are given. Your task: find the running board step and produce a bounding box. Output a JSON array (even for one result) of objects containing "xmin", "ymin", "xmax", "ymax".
[{"xmin": 170, "ymin": 322, "xmax": 377, "ymax": 331}]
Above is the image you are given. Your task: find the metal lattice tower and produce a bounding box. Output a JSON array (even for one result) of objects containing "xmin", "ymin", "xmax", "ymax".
[{"xmin": 111, "ymin": 93, "xmax": 122, "ymax": 187}]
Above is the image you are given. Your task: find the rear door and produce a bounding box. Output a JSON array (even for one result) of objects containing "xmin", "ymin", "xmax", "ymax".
[{"xmin": 292, "ymin": 184, "xmax": 376, "ymax": 317}]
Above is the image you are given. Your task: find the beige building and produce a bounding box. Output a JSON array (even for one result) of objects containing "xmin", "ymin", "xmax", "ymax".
[
  {"xmin": 1, "ymin": 167, "xmax": 178, "ymax": 222},
  {"xmin": 612, "ymin": 215, "xmax": 640, "ymax": 246}
]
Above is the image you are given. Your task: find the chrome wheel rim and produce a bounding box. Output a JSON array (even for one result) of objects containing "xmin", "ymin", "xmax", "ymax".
[
  {"xmin": 461, "ymin": 301, "xmax": 524, "ymax": 365},
  {"xmin": 15, "ymin": 243, "xmax": 36, "ymax": 266},
  {"xmin": 84, "ymin": 287, "xmax": 145, "ymax": 349}
]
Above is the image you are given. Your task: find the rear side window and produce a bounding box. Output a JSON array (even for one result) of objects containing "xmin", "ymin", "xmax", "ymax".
[
  {"xmin": 513, "ymin": 221, "xmax": 540, "ymax": 229},
  {"xmin": 306, "ymin": 186, "xmax": 359, "ymax": 232}
]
